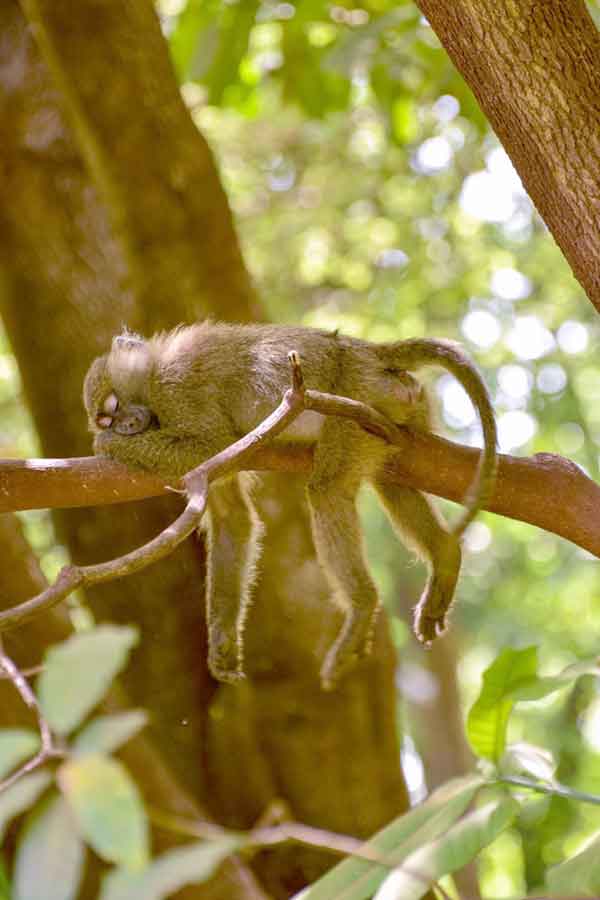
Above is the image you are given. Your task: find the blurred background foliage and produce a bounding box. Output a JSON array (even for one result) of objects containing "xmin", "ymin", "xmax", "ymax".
[{"xmin": 2, "ymin": 1, "xmax": 600, "ymax": 895}]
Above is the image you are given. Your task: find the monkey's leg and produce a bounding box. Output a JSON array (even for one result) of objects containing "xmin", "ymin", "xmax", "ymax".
[
  {"xmin": 373, "ymin": 480, "xmax": 461, "ymax": 644},
  {"xmin": 307, "ymin": 422, "xmax": 382, "ymax": 690},
  {"xmin": 94, "ymin": 430, "xmax": 264, "ymax": 681},
  {"xmin": 205, "ymin": 475, "xmax": 263, "ymax": 683}
]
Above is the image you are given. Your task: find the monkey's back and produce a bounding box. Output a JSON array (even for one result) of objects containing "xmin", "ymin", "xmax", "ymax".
[
  {"xmin": 143, "ymin": 322, "xmax": 343, "ymax": 437},
  {"xmin": 144, "ymin": 322, "xmax": 423, "ymax": 437}
]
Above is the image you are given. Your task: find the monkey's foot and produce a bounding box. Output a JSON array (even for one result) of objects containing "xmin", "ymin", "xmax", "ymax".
[
  {"xmin": 414, "ymin": 537, "xmax": 461, "ymax": 645},
  {"xmin": 413, "ymin": 577, "xmax": 455, "ymax": 645},
  {"xmin": 207, "ymin": 629, "xmax": 244, "ymax": 684}
]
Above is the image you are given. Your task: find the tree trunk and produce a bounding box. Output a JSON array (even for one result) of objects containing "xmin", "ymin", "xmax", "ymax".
[{"xmin": 415, "ymin": 0, "xmax": 600, "ymax": 311}]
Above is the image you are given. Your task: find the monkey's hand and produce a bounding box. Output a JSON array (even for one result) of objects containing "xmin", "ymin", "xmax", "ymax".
[
  {"xmin": 93, "ymin": 428, "xmax": 219, "ymax": 480},
  {"xmin": 413, "ymin": 533, "xmax": 461, "ymax": 645}
]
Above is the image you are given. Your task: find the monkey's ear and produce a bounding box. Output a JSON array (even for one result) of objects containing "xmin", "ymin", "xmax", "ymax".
[
  {"xmin": 113, "ymin": 328, "xmax": 145, "ymax": 351},
  {"xmin": 83, "ymin": 354, "xmax": 109, "ymax": 414}
]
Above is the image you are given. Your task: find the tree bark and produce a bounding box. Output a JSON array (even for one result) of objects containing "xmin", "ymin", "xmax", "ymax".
[{"xmin": 415, "ymin": 0, "xmax": 600, "ymax": 312}]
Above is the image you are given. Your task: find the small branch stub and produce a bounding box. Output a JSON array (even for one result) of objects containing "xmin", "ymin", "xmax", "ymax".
[{"xmin": 288, "ymin": 350, "xmax": 305, "ymax": 393}]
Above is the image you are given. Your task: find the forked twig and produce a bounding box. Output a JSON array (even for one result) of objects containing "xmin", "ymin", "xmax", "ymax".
[
  {"xmin": 0, "ymin": 353, "xmax": 311, "ymax": 631},
  {"xmin": 0, "ymin": 637, "xmax": 62, "ymax": 791}
]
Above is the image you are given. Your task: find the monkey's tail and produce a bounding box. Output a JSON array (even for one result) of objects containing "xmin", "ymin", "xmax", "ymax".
[{"xmin": 384, "ymin": 338, "xmax": 498, "ymax": 536}]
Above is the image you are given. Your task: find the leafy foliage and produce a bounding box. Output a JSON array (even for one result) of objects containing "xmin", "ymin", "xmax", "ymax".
[
  {"xmin": 0, "ymin": 772, "xmax": 52, "ymax": 843},
  {"xmin": 12, "ymin": 794, "xmax": 84, "ymax": 900},
  {"xmin": 37, "ymin": 626, "xmax": 138, "ymax": 736},
  {"xmin": 72, "ymin": 711, "xmax": 148, "ymax": 757},
  {"xmin": 0, "ymin": 628, "xmax": 144, "ymax": 896},
  {"xmin": 168, "ymin": 1, "xmax": 486, "ymax": 133},
  {"xmin": 546, "ymin": 831, "xmax": 600, "ymax": 896},
  {"xmin": 58, "ymin": 755, "xmax": 149, "ymax": 870},
  {"xmin": 99, "ymin": 837, "xmax": 245, "ymax": 900},
  {"xmin": 300, "ymin": 775, "xmax": 485, "ymax": 899},
  {"xmin": 2, "ymin": 625, "xmax": 600, "ymax": 900},
  {"xmin": 371, "ymin": 798, "xmax": 518, "ymax": 900},
  {"xmin": 0, "ymin": 731, "xmax": 40, "ymax": 780},
  {"xmin": 467, "ymin": 646, "xmax": 600, "ymax": 762}
]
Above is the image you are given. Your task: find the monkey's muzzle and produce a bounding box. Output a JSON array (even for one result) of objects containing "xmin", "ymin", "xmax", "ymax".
[{"xmin": 111, "ymin": 404, "xmax": 155, "ymax": 436}]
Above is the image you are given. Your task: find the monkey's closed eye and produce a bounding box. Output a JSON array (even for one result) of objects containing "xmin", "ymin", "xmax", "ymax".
[
  {"xmin": 95, "ymin": 392, "xmax": 119, "ymax": 430},
  {"xmin": 103, "ymin": 392, "xmax": 119, "ymax": 415}
]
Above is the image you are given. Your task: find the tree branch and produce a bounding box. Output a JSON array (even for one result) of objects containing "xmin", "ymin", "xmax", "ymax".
[{"xmin": 1, "ymin": 436, "xmax": 598, "ymax": 554}]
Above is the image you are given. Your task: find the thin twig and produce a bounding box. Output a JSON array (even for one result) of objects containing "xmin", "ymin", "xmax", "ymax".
[
  {"xmin": 0, "ymin": 664, "xmax": 43, "ymax": 680},
  {"xmin": 149, "ymin": 802, "xmax": 456, "ymax": 896},
  {"xmin": 0, "ymin": 353, "xmax": 308, "ymax": 632},
  {"xmin": 0, "ymin": 636, "xmax": 62, "ymax": 791},
  {"xmin": 250, "ymin": 821, "xmax": 392, "ymax": 864},
  {"xmin": 148, "ymin": 806, "xmax": 228, "ymax": 841},
  {"xmin": 499, "ymin": 774, "xmax": 600, "ymax": 806}
]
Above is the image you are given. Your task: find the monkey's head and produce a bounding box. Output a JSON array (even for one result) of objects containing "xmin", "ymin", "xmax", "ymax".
[{"xmin": 83, "ymin": 331, "xmax": 156, "ymax": 438}]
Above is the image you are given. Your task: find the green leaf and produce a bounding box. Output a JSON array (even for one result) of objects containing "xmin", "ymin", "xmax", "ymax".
[
  {"xmin": 373, "ymin": 796, "xmax": 518, "ymax": 899},
  {"xmin": 13, "ymin": 793, "xmax": 84, "ymax": 900},
  {"xmin": 72, "ymin": 710, "xmax": 148, "ymax": 756},
  {"xmin": 0, "ymin": 729, "xmax": 40, "ymax": 779},
  {"xmin": 512, "ymin": 658, "xmax": 600, "ymax": 701},
  {"xmin": 297, "ymin": 775, "xmax": 484, "ymax": 900},
  {"xmin": 37, "ymin": 626, "xmax": 138, "ymax": 736},
  {"xmin": 58, "ymin": 754, "xmax": 148, "ymax": 870},
  {"xmin": 169, "ymin": 0, "xmax": 219, "ymax": 81},
  {"xmin": 99, "ymin": 837, "xmax": 244, "ymax": 900},
  {"xmin": 392, "ymin": 96, "xmax": 418, "ymax": 144},
  {"xmin": 0, "ymin": 771, "xmax": 52, "ymax": 842},
  {"xmin": 546, "ymin": 831, "xmax": 600, "ymax": 896},
  {"xmin": 171, "ymin": 0, "xmax": 259, "ymax": 102},
  {"xmin": 466, "ymin": 646, "xmax": 539, "ymax": 761}
]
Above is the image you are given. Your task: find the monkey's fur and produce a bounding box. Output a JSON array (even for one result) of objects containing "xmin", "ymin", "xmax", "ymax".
[{"xmin": 84, "ymin": 322, "xmax": 497, "ymax": 689}]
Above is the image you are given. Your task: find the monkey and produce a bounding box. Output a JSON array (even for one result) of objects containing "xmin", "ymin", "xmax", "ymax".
[{"xmin": 83, "ymin": 322, "xmax": 497, "ymax": 690}]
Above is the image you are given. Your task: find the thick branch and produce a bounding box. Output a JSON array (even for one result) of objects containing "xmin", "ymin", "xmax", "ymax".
[{"xmin": 1, "ymin": 437, "xmax": 598, "ymax": 556}]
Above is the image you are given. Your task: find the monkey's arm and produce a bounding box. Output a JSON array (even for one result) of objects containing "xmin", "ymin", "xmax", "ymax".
[
  {"xmin": 93, "ymin": 428, "xmax": 232, "ymax": 480},
  {"xmin": 95, "ymin": 429, "xmax": 264, "ymax": 683}
]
